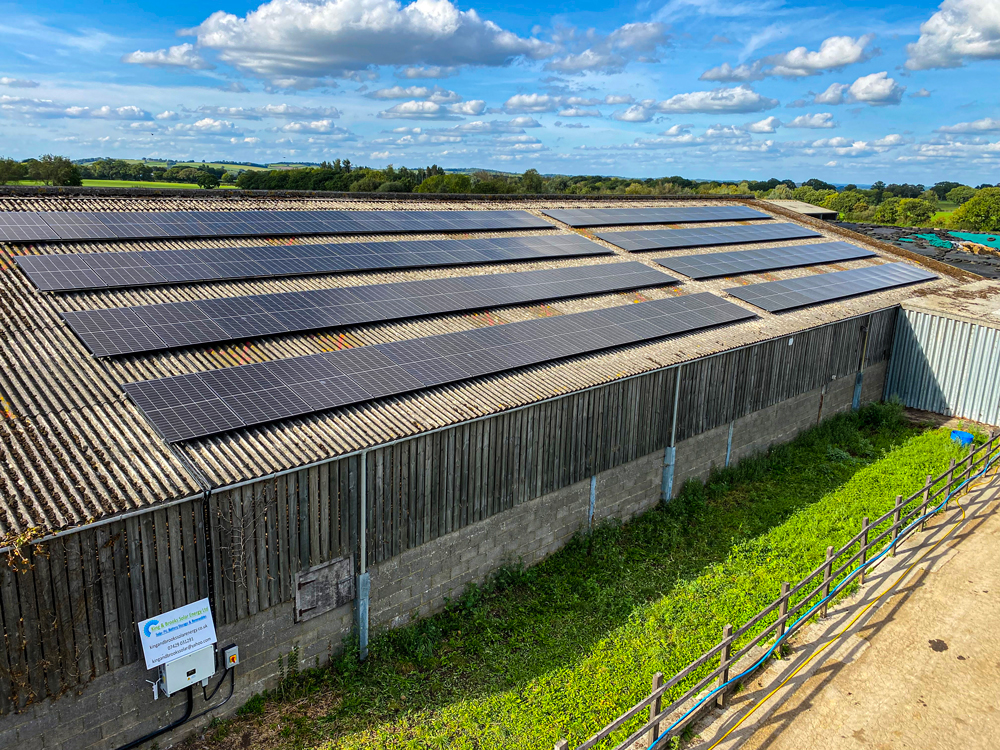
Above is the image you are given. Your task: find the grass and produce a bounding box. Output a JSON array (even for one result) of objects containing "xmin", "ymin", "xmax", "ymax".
[
  {"xmin": 10, "ymin": 179, "xmax": 236, "ymax": 189},
  {"xmin": 189, "ymin": 404, "xmax": 970, "ymax": 750}
]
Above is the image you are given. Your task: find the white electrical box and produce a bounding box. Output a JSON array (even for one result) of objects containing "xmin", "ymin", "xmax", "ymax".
[{"xmin": 159, "ymin": 645, "xmax": 216, "ymax": 696}]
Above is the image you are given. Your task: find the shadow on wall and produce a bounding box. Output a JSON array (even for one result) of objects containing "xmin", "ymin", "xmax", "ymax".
[{"xmin": 884, "ymin": 310, "xmax": 1000, "ymax": 426}]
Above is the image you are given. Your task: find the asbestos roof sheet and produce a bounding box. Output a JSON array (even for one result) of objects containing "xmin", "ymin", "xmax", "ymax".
[{"xmin": 0, "ymin": 192, "xmax": 966, "ymax": 535}]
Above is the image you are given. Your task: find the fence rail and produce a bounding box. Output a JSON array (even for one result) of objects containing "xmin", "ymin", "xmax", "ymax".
[{"xmin": 562, "ymin": 430, "xmax": 998, "ymax": 750}]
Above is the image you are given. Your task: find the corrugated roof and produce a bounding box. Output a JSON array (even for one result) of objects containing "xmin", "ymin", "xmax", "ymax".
[{"xmin": 0, "ymin": 192, "xmax": 969, "ymax": 536}]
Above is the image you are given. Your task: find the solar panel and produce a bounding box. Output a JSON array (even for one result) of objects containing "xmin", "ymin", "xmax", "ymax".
[
  {"xmin": 121, "ymin": 292, "xmax": 755, "ymax": 442},
  {"xmin": 595, "ymin": 223, "xmax": 821, "ymax": 252},
  {"xmin": 63, "ymin": 262, "xmax": 679, "ymax": 357},
  {"xmin": 724, "ymin": 262, "xmax": 937, "ymax": 313},
  {"xmin": 0, "ymin": 209, "xmax": 553, "ymax": 244},
  {"xmin": 16, "ymin": 234, "xmax": 609, "ymax": 292},
  {"xmin": 541, "ymin": 206, "xmax": 769, "ymax": 227},
  {"xmin": 654, "ymin": 242, "xmax": 877, "ymax": 280}
]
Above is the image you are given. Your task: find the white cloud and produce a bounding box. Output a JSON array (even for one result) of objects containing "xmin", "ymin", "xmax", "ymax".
[
  {"xmin": 377, "ymin": 99, "xmax": 483, "ymax": 119},
  {"xmin": 121, "ymin": 43, "xmax": 214, "ymax": 70},
  {"xmin": 604, "ymin": 94, "xmax": 634, "ymax": 105},
  {"xmin": 188, "ymin": 0, "xmax": 557, "ymax": 87},
  {"xmin": 395, "ymin": 65, "xmax": 459, "ymax": 78},
  {"xmin": 786, "ymin": 112, "xmax": 836, "ymax": 128},
  {"xmin": 661, "ymin": 123, "xmax": 692, "ymax": 136},
  {"xmin": 611, "ymin": 104, "xmax": 653, "ymax": 122},
  {"xmin": 279, "ymin": 118, "xmax": 347, "ymax": 134},
  {"xmin": 368, "ymin": 85, "xmax": 461, "ymax": 103},
  {"xmin": 847, "ymin": 71, "xmax": 904, "ymax": 105},
  {"xmin": 170, "ymin": 117, "xmax": 242, "ymax": 135},
  {"xmin": 810, "ymin": 133, "xmax": 905, "ymax": 157},
  {"xmin": 906, "ymin": 0, "xmax": 1000, "ymax": 70},
  {"xmin": 503, "ymin": 93, "xmax": 562, "ymax": 113},
  {"xmin": 654, "ymin": 85, "xmax": 778, "ymax": 114},
  {"xmin": 937, "ymin": 117, "xmax": 1000, "ymax": 133},
  {"xmin": 544, "ymin": 22, "xmax": 670, "ymax": 74},
  {"xmin": 192, "ymin": 104, "xmax": 341, "ymax": 119},
  {"xmin": 0, "ymin": 77, "xmax": 39, "ymax": 88},
  {"xmin": 909, "ymin": 88, "xmax": 932, "ymax": 98},
  {"xmin": 0, "ymin": 97, "xmax": 153, "ymax": 120},
  {"xmin": 155, "ymin": 110, "xmax": 180, "ymax": 120},
  {"xmin": 217, "ymin": 81, "xmax": 250, "ymax": 93},
  {"xmin": 746, "ymin": 115, "xmax": 781, "ymax": 133},
  {"xmin": 558, "ymin": 107, "xmax": 602, "ymax": 117},
  {"xmin": 231, "ymin": 136, "xmax": 261, "ymax": 144},
  {"xmin": 813, "ymin": 82, "xmax": 849, "ymax": 105},
  {"xmin": 701, "ymin": 35, "xmax": 876, "ymax": 82}
]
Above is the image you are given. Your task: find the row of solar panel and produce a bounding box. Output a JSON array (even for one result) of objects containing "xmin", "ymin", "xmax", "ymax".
[
  {"xmin": 654, "ymin": 241, "xmax": 876, "ymax": 279},
  {"xmin": 724, "ymin": 262, "xmax": 937, "ymax": 312},
  {"xmin": 596, "ymin": 223, "xmax": 821, "ymax": 252},
  {"xmin": 541, "ymin": 206, "xmax": 769, "ymax": 227},
  {"xmin": 63, "ymin": 262, "xmax": 678, "ymax": 357},
  {"xmin": 0, "ymin": 209, "xmax": 552, "ymax": 243},
  {"xmin": 121, "ymin": 292, "xmax": 755, "ymax": 443},
  {"xmin": 17, "ymin": 234, "xmax": 611, "ymax": 292}
]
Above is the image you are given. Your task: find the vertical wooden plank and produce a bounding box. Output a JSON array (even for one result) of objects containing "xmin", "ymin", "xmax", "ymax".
[
  {"xmin": 469, "ymin": 422, "xmax": 482, "ymax": 524},
  {"xmin": 297, "ymin": 469, "xmax": 309, "ymax": 571},
  {"xmin": 308, "ymin": 466, "xmax": 321, "ymax": 568},
  {"xmin": 79, "ymin": 531, "xmax": 108, "ymax": 677},
  {"xmin": 407, "ymin": 440, "xmax": 418, "ymax": 550},
  {"xmin": 254, "ymin": 483, "xmax": 270, "ymax": 609},
  {"xmin": 416, "ymin": 436, "xmax": 427, "ymax": 545},
  {"xmin": 153, "ymin": 509, "xmax": 174, "ymax": 613},
  {"xmin": 399, "ymin": 442, "xmax": 411, "ymax": 552},
  {"xmin": 223, "ymin": 490, "xmax": 247, "ymax": 623},
  {"xmin": 124, "ymin": 516, "xmax": 146, "ymax": 630},
  {"xmin": 347, "ymin": 456, "xmax": 358, "ymax": 565},
  {"xmin": 243, "ymin": 485, "xmax": 260, "ymax": 617},
  {"xmin": 429, "ymin": 433, "xmax": 440, "ymax": 540},
  {"xmin": 319, "ymin": 464, "xmax": 331, "ymax": 562},
  {"xmin": 459, "ymin": 424, "xmax": 470, "ymax": 528},
  {"xmin": 266, "ymin": 480, "xmax": 280, "ymax": 608},
  {"xmin": 179, "ymin": 502, "xmax": 199, "ymax": 604},
  {"xmin": 330, "ymin": 461, "xmax": 342, "ymax": 560},
  {"xmin": 111, "ymin": 522, "xmax": 138, "ymax": 665},
  {"xmin": 373, "ymin": 449, "xmax": 384, "ymax": 563},
  {"xmin": 286, "ymin": 474, "xmax": 299, "ymax": 577},
  {"xmin": 31, "ymin": 546, "xmax": 61, "ymax": 697},
  {"xmin": 48, "ymin": 538, "xmax": 78, "ymax": 693},
  {"xmin": 445, "ymin": 428, "xmax": 456, "ymax": 534},
  {"xmin": 15, "ymin": 549, "xmax": 47, "ymax": 699},
  {"xmin": 0, "ymin": 561, "xmax": 29, "ymax": 708},
  {"xmin": 194, "ymin": 497, "xmax": 209, "ymax": 601},
  {"xmin": 276, "ymin": 475, "xmax": 291, "ymax": 603},
  {"xmin": 139, "ymin": 513, "xmax": 160, "ymax": 617},
  {"xmin": 207, "ymin": 493, "xmax": 229, "ymax": 623},
  {"xmin": 94, "ymin": 525, "xmax": 122, "ymax": 671},
  {"xmin": 65, "ymin": 535, "xmax": 94, "ymax": 684},
  {"xmin": 0, "ymin": 560, "xmax": 13, "ymax": 713},
  {"xmin": 392, "ymin": 443, "xmax": 403, "ymax": 556}
]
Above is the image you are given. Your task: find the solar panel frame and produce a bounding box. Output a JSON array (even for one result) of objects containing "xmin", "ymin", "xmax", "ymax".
[
  {"xmin": 653, "ymin": 241, "xmax": 878, "ymax": 279},
  {"xmin": 724, "ymin": 262, "xmax": 937, "ymax": 313}
]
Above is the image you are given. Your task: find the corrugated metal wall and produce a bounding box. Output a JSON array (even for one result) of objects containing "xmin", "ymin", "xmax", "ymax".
[{"xmin": 885, "ymin": 309, "xmax": 1000, "ymax": 425}]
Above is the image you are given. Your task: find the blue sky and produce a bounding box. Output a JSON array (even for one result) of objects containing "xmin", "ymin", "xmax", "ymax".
[{"xmin": 2, "ymin": 0, "xmax": 999, "ymax": 183}]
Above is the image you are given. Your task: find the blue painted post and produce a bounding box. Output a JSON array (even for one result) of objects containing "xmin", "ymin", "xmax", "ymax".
[
  {"xmin": 725, "ymin": 421, "xmax": 734, "ymax": 467},
  {"xmin": 356, "ymin": 572, "xmax": 370, "ymax": 661},
  {"xmin": 661, "ymin": 365, "xmax": 682, "ymax": 502},
  {"xmin": 852, "ymin": 371, "xmax": 864, "ymax": 411},
  {"xmin": 588, "ymin": 475, "xmax": 597, "ymax": 530}
]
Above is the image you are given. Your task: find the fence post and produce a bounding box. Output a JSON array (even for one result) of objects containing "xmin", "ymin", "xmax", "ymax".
[
  {"xmin": 777, "ymin": 582, "xmax": 790, "ymax": 641},
  {"xmin": 919, "ymin": 475, "xmax": 932, "ymax": 532},
  {"xmin": 555, "ymin": 740, "xmax": 569, "ymax": 750},
  {"xmin": 717, "ymin": 624, "xmax": 733, "ymax": 708},
  {"xmin": 859, "ymin": 517, "xmax": 870, "ymax": 585},
  {"xmin": 890, "ymin": 494, "xmax": 903, "ymax": 555},
  {"xmin": 647, "ymin": 672, "xmax": 664, "ymax": 745},
  {"xmin": 946, "ymin": 457, "xmax": 956, "ymax": 506},
  {"xmin": 963, "ymin": 443, "xmax": 975, "ymax": 494},
  {"xmin": 820, "ymin": 546, "xmax": 834, "ymax": 618}
]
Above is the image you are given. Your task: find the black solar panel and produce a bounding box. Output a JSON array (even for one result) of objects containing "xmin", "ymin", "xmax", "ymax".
[
  {"xmin": 15, "ymin": 234, "xmax": 609, "ymax": 292},
  {"xmin": 63, "ymin": 262, "xmax": 679, "ymax": 357},
  {"xmin": 121, "ymin": 292, "xmax": 755, "ymax": 442},
  {"xmin": 596, "ymin": 223, "xmax": 821, "ymax": 252},
  {"xmin": 724, "ymin": 262, "xmax": 937, "ymax": 313},
  {"xmin": 654, "ymin": 242, "xmax": 877, "ymax": 280},
  {"xmin": 0, "ymin": 210, "xmax": 553, "ymax": 244},
  {"xmin": 541, "ymin": 206, "xmax": 769, "ymax": 227}
]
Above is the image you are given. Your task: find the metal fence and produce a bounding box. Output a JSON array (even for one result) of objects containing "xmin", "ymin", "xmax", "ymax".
[{"xmin": 558, "ymin": 430, "xmax": 998, "ymax": 750}]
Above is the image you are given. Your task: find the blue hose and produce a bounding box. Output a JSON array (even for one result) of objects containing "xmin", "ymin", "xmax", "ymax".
[{"xmin": 647, "ymin": 445, "xmax": 998, "ymax": 748}]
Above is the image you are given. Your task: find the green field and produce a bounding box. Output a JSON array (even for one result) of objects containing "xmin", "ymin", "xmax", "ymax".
[
  {"xmin": 11, "ymin": 179, "xmax": 236, "ymax": 189},
  {"xmin": 193, "ymin": 404, "xmax": 972, "ymax": 750}
]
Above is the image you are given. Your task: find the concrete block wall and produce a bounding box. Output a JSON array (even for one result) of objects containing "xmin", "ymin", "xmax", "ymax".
[{"xmin": 3, "ymin": 362, "xmax": 887, "ymax": 750}]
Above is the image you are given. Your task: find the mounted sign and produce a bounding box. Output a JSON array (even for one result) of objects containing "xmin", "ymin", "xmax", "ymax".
[{"xmin": 137, "ymin": 598, "xmax": 217, "ymax": 670}]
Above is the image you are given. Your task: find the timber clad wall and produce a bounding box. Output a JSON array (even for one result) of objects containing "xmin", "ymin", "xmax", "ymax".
[{"xmin": 0, "ymin": 308, "xmax": 896, "ymax": 749}]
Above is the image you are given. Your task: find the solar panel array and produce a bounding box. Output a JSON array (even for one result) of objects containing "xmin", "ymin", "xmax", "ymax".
[
  {"xmin": 724, "ymin": 262, "xmax": 937, "ymax": 313},
  {"xmin": 541, "ymin": 206, "xmax": 769, "ymax": 227},
  {"xmin": 595, "ymin": 223, "xmax": 821, "ymax": 252},
  {"xmin": 63, "ymin": 262, "xmax": 678, "ymax": 357},
  {"xmin": 17, "ymin": 234, "xmax": 610, "ymax": 292},
  {"xmin": 121, "ymin": 292, "xmax": 756, "ymax": 442},
  {"xmin": 0, "ymin": 209, "xmax": 553, "ymax": 244},
  {"xmin": 654, "ymin": 241, "xmax": 877, "ymax": 280}
]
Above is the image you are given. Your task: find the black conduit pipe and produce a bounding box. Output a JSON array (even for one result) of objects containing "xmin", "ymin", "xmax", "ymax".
[{"xmin": 114, "ymin": 685, "xmax": 193, "ymax": 750}]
